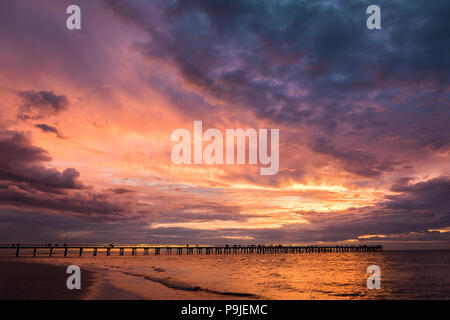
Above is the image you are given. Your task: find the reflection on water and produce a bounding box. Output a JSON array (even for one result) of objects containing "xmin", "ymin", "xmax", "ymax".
[{"xmin": 2, "ymin": 250, "xmax": 450, "ymax": 299}]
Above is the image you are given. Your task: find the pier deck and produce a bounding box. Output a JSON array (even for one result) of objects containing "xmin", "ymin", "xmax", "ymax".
[{"xmin": 2, "ymin": 244, "xmax": 383, "ymax": 257}]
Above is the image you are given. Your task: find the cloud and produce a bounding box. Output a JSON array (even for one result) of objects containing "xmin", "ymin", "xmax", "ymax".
[
  {"xmin": 0, "ymin": 131, "xmax": 82, "ymax": 190},
  {"xmin": 104, "ymin": 0, "xmax": 449, "ymax": 129},
  {"xmin": 102, "ymin": 0, "xmax": 449, "ymax": 180},
  {"xmin": 17, "ymin": 90, "xmax": 69, "ymax": 120},
  {"xmin": 0, "ymin": 130, "xmax": 143, "ymax": 220},
  {"xmin": 109, "ymin": 188, "xmax": 136, "ymax": 194},
  {"xmin": 0, "ymin": 1, "xmax": 448, "ymax": 248},
  {"xmin": 35, "ymin": 124, "xmax": 64, "ymax": 138},
  {"xmin": 144, "ymin": 176, "xmax": 450, "ymax": 245},
  {"xmin": 0, "ymin": 185, "xmax": 141, "ymax": 221},
  {"xmin": 0, "ymin": 130, "xmax": 254, "ymax": 223},
  {"xmin": 155, "ymin": 201, "xmax": 262, "ymax": 223},
  {"xmin": 1, "ymin": 176, "xmax": 449, "ymax": 246},
  {"xmin": 0, "ymin": 131, "xmax": 50, "ymax": 163},
  {"xmin": 277, "ymin": 176, "xmax": 450, "ymax": 242},
  {"xmin": 311, "ymin": 137, "xmax": 396, "ymax": 177},
  {"xmin": 387, "ymin": 176, "xmax": 450, "ymax": 213}
]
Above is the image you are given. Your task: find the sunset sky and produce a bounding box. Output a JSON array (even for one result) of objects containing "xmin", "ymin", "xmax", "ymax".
[{"xmin": 0, "ymin": 0, "xmax": 449, "ymax": 249}]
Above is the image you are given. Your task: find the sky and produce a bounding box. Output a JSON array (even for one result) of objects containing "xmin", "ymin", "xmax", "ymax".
[{"xmin": 0, "ymin": 0, "xmax": 449, "ymax": 249}]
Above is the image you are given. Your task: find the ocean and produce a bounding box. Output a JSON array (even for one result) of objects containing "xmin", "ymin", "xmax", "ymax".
[{"xmin": 2, "ymin": 249, "xmax": 449, "ymax": 299}]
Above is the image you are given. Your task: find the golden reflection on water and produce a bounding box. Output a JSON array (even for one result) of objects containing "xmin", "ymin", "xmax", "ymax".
[{"xmin": 168, "ymin": 252, "xmax": 391, "ymax": 299}]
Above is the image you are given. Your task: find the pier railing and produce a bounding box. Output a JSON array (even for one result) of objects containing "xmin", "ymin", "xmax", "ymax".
[{"xmin": 1, "ymin": 244, "xmax": 383, "ymax": 257}]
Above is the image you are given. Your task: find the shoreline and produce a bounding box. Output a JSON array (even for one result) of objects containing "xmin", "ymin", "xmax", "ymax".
[{"xmin": 0, "ymin": 257, "xmax": 248, "ymax": 300}]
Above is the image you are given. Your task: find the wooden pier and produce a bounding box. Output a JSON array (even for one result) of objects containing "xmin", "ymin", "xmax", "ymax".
[{"xmin": 3, "ymin": 244, "xmax": 383, "ymax": 257}]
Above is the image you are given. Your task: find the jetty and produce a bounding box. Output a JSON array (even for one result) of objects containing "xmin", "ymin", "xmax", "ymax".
[{"xmin": 2, "ymin": 244, "xmax": 383, "ymax": 257}]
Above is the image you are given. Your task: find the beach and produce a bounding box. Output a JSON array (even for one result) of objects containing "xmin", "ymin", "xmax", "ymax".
[
  {"xmin": 0, "ymin": 257, "xmax": 243, "ymax": 300},
  {"xmin": 0, "ymin": 259, "xmax": 95, "ymax": 300}
]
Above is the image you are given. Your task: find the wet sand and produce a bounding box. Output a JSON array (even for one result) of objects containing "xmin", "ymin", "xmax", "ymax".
[
  {"xmin": 0, "ymin": 259, "xmax": 95, "ymax": 299},
  {"xmin": 0, "ymin": 258, "xmax": 147, "ymax": 299}
]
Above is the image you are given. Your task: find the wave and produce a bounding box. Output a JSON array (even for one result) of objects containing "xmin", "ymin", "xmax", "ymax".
[{"xmin": 122, "ymin": 271, "xmax": 258, "ymax": 298}]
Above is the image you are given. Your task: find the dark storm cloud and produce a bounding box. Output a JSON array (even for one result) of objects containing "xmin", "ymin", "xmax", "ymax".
[
  {"xmin": 311, "ymin": 137, "xmax": 397, "ymax": 177},
  {"xmin": 17, "ymin": 90, "xmax": 69, "ymax": 120},
  {"xmin": 0, "ymin": 185, "xmax": 134, "ymax": 220},
  {"xmin": 387, "ymin": 176, "xmax": 450, "ymax": 213},
  {"xmin": 0, "ymin": 131, "xmax": 50, "ymax": 163},
  {"xmin": 0, "ymin": 210, "xmax": 153, "ymax": 244},
  {"xmin": 35, "ymin": 124, "xmax": 64, "ymax": 138},
  {"xmin": 0, "ymin": 131, "xmax": 82, "ymax": 190},
  {"xmin": 104, "ymin": 0, "xmax": 449, "ymax": 128}
]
